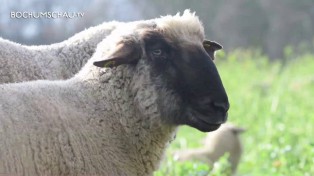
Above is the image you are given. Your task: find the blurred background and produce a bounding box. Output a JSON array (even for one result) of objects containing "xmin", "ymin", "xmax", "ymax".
[
  {"xmin": 1, "ymin": 0, "xmax": 314, "ymax": 60},
  {"xmin": 1, "ymin": 0, "xmax": 313, "ymax": 175}
]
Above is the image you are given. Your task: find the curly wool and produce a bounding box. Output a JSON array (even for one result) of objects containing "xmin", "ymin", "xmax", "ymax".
[
  {"xmin": 0, "ymin": 10, "xmax": 205, "ymax": 176},
  {"xmin": 0, "ymin": 21, "xmax": 120, "ymax": 84}
]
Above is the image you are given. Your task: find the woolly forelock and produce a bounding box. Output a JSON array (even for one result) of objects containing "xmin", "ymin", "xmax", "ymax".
[
  {"xmin": 155, "ymin": 9, "xmax": 205, "ymax": 44},
  {"xmin": 82, "ymin": 9, "xmax": 205, "ymax": 68}
]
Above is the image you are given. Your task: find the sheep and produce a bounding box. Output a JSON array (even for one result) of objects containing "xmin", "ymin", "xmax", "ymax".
[
  {"xmin": 0, "ymin": 21, "xmax": 121, "ymax": 84},
  {"xmin": 173, "ymin": 123, "xmax": 245, "ymax": 174},
  {"xmin": 0, "ymin": 10, "xmax": 229, "ymax": 176}
]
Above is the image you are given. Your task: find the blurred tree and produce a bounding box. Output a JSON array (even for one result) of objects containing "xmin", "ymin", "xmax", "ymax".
[
  {"xmin": 259, "ymin": 0, "xmax": 314, "ymax": 59},
  {"xmin": 1, "ymin": 0, "xmax": 313, "ymax": 59}
]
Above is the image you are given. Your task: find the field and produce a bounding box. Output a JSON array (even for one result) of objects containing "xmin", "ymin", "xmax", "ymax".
[{"xmin": 155, "ymin": 50, "xmax": 314, "ymax": 176}]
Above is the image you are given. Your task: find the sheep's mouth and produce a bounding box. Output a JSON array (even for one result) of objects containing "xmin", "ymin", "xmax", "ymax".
[
  {"xmin": 184, "ymin": 107, "xmax": 226, "ymax": 132},
  {"xmin": 192, "ymin": 118, "xmax": 221, "ymax": 132}
]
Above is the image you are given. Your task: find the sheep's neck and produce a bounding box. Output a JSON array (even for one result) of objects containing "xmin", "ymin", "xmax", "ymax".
[{"xmin": 76, "ymin": 66, "xmax": 177, "ymax": 175}]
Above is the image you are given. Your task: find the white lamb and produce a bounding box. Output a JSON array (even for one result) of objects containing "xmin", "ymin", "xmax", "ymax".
[
  {"xmin": 0, "ymin": 10, "xmax": 229, "ymax": 176},
  {"xmin": 0, "ymin": 21, "xmax": 120, "ymax": 83},
  {"xmin": 174, "ymin": 123, "xmax": 245, "ymax": 174}
]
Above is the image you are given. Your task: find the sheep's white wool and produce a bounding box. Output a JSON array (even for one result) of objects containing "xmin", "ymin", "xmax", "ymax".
[
  {"xmin": 0, "ymin": 11, "xmax": 208, "ymax": 176},
  {"xmin": 155, "ymin": 9, "xmax": 205, "ymax": 43},
  {"xmin": 0, "ymin": 21, "xmax": 120, "ymax": 84}
]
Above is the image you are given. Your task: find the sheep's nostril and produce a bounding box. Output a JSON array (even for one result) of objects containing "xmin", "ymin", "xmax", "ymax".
[{"xmin": 212, "ymin": 102, "xmax": 230, "ymax": 113}]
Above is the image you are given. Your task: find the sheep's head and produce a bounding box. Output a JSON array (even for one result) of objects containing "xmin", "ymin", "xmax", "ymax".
[{"xmin": 93, "ymin": 10, "xmax": 229, "ymax": 132}]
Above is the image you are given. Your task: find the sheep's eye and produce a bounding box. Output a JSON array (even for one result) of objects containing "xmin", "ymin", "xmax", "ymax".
[{"xmin": 152, "ymin": 49, "xmax": 162, "ymax": 56}]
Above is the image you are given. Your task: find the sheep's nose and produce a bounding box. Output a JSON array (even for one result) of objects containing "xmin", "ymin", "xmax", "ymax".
[{"xmin": 212, "ymin": 101, "xmax": 230, "ymax": 113}]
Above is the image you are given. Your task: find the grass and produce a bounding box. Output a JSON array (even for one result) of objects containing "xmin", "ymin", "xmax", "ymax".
[{"xmin": 154, "ymin": 49, "xmax": 314, "ymax": 176}]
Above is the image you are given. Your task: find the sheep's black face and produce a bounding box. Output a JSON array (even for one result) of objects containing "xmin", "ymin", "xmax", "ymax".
[
  {"xmin": 93, "ymin": 30, "xmax": 229, "ymax": 132},
  {"xmin": 143, "ymin": 32, "xmax": 229, "ymax": 132}
]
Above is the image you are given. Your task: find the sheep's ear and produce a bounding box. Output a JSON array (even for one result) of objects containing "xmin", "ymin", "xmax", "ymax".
[
  {"xmin": 203, "ymin": 40, "xmax": 222, "ymax": 60},
  {"xmin": 203, "ymin": 40, "xmax": 222, "ymax": 51},
  {"xmin": 93, "ymin": 42, "xmax": 141, "ymax": 68}
]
